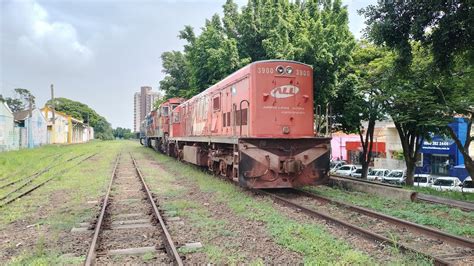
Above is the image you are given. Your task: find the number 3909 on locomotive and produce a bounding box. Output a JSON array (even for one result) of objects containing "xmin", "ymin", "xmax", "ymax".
[{"xmin": 142, "ymin": 60, "xmax": 331, "ymax": 189}]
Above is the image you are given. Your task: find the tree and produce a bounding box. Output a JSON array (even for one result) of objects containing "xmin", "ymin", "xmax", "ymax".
[
  {"xmin": 46, "ymin": 97, "xmax": 114, "ymax": 140},
  {"xmin": 361, "ymin": 0, "xmax": 474, "ymax": 181},
  {"xmin": 160, "ymin": 0, "xmax": 355, "ymax": 116},
  {"xmin": 335, "ymin": 42, "xmax": 392, "ymax": 178},
  {"xmin": 113, "ymin": 127, "xmax": 135, "ymax": 139},
  {"xmin": 0, "ymin": 88, "xmax": 35, "ymax": 112}
]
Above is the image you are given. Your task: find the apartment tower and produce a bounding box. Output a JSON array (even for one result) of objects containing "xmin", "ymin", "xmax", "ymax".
[{"xmin": 133, "ymin": 86, "xmax": 161, "ymax": 132}]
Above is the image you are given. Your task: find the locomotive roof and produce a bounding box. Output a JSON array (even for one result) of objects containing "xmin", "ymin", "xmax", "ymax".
[
  {"xmin": 181, "ymin": 59, "xmax": 312, "ymax": 103},
  {"xmin": 252, "ymin": 59, "xmax": 313, "ymax": 68}
]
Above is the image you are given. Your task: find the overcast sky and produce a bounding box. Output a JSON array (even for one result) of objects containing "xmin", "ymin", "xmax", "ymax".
[{"xmin": 1, "ymin": 0, "xmax": 375, "ymax": 129}]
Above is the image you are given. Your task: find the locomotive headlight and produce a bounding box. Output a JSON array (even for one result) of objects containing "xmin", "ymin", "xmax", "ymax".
[
  {"xmin": 276, "ymin": 65, "xmax": 285, "ymax": 74},
  {"xmin": 286, "ymin": 66, "xmax": 293, "ymax": 74}
]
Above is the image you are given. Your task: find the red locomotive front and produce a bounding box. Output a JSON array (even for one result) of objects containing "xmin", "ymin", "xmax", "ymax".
[{"xmin": 165, "ymin": 60, "xmax": 330, "ymax": 188}]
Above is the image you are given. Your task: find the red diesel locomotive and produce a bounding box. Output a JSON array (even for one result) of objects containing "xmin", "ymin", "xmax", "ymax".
[{"xmin": 143, "ymin": 60, "xmax": 331, "ymax": 188}]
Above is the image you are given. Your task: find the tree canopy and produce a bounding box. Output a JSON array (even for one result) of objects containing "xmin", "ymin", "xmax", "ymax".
[
  {"xmin": 160, "ymin": 0, "xmax": 355, "ymax": 106},
  {"xmin": 0, "ymin": 88, "xmax": 36, "ymax": 113},
  {"xmin": 46, "ymin": 97, "xmax": 114, "ymax": 140}
]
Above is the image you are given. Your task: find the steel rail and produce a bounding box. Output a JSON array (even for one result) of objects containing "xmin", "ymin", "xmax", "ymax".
[
  {"xmin": 0, "ymin": 154, "xmax": 63, "ymax": 189},
  {"xmin": 417, "ymin": 194, "xmax": 474, "ymax": 212},
  {"xmin": 256, "ymin": 189, "xmax": 452, "ymax": 266},
  {"xmin": 84, "ymin": 153, "xmax": 120, "ymax": 266},
  {"xmin": 295, "ymin": 189, "xmax": 474, "ymax": 249},
  {"xmin": 130, "ymin": 153, "xmax": 183, "ymax": 266},
  {"xmin": 330, "ymin": 174, "xmax": 402, "ymax": 188},
  {"xmin": 0, "ymin": 153, "xmax": 98, "ymax": 208},
  {"xmin": 0, "ymin": 154, "xmax": 84, "ymax": 201},
  {"xmin": 330, "ymin": 174, "xmax": 474, "ymax": 212}
]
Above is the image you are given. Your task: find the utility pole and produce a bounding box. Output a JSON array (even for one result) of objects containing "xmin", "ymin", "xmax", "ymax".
[
  {"xmin": 51, "ymin": 84, "xmax": 55, "ymax": 122},
  {"xmin": 50, "ymin": 84, "xmax": 56, "ymax": 143}
]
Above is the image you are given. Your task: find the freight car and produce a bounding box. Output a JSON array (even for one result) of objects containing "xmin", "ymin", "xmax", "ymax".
[{"xmin": 144, "ymin": 60, "xmax": 331, "ymax": 188}]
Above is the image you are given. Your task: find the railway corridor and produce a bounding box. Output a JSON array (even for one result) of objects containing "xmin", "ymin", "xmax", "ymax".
[{"xmin": 85, "ymin": 153, "xmax": 181, "ymax": 265}]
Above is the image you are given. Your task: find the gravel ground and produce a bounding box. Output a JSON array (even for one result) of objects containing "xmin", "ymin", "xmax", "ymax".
[{"xmin": 137, "ymin": 156, "xmax": 304, "ymax": 264}]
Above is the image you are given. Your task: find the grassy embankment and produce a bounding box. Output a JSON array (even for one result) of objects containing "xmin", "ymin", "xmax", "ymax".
[
  {"xmin": 306, "ymin": 186, "xmax": 474, "ymax": 238},
  {"xmin": 0, "ymin": 141, "xmax": 126, "ymax": 265},
  {"xmin": 134, "ymin": 144, "xmax": 433, "ymax": 265}
]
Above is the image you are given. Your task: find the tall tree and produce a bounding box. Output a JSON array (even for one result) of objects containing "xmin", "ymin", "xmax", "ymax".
[
  {"xmin": 335, "ymin": 42, "xmax": 392, "ymax": 178},
  {"xmin": 0, "ymin": 88, "xmax": 35, "ymax": 112},
  {"xmin": 361, "ymin": 0, "xmax": 474, "ymax": 180},
  {"xmin": 46, "ymin": 97, "xmax": 114, "ymax": 140}
]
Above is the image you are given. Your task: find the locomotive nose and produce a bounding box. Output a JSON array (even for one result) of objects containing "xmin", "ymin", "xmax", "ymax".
[{"xmin": 282, "ymin": 159, "xmax": 303, "ymax": 174}]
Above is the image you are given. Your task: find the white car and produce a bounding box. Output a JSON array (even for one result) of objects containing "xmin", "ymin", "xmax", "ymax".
[
  {"xmin": 413, "ymin": 174, "xmax": 436, "ymax": 188},
  {"xmin": 335, "ymin": 164, "xmax": 358, "ymax": 176},
  {"xmin": 431, "ymin": 176, "xmax": 462, "ymax": 192},
  {"xmin": 457, "ymin": 176, "xmax": 474, "ymax": 193},
  {"xmin": 382, "ymin": 170, "xmax": 406, "ymax": 185},
  {"xmin": 350, "ymin": 166, "xmax": 365, "ymax": 178},
  {"xmin": 367, "ymin": 169, "xmax": 391, "ymax": 181},
  {"xmin": 330, "ymin": 160, "xmax": 346, "ymax": 174}
]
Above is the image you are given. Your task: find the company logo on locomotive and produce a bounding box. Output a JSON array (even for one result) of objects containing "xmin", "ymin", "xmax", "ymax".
[{"xmin": 270, "ymin": 85, "xmax": 300, "ymax": 99}]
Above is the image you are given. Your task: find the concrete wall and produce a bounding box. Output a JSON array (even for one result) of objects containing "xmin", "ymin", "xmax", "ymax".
[
  {"xmin": 374, "ymin": 158, "xmax": 406, "ymax": 170},
  {"xmin": 26, "ymin": 109, "xmax": 48, "ymax": 148},
  {"xmin": 0, "ymin": 103, "xmax": 19, "ymax": 152}
]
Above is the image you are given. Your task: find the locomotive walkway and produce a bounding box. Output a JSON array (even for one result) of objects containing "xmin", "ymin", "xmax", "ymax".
[{"xmin": 84, "ymin": 153, "xmax": 183, "ymax": 265}]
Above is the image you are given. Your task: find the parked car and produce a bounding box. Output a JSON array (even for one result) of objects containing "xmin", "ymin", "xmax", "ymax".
[
  {"xmin": 458, "ymin": 176, "xmax": 474, "ymax": 193},
  {"xmin": 335, "ymin": 164, "xmax": 358, "ymax": 176},
  {"xmin": 330, "ymin": 160, "xmax": 346, "ymax": 173},
  {"xmin": 367, "ymin": 169, "xmax": 391, "ymax": 181},
  {"xmin": 431, "ymin": 176, "xmax": 462, "ymax": 192},
  {"xmin": 413, "ymin": 174, "xmax": 436, "ymax": 188},
  {"xmin": 350, "ymin": 166, "xmax": 365, "ymax": 178},
  {"xmin": 382, "ymin": 170, "xmax": 406, "ymax": 185}
]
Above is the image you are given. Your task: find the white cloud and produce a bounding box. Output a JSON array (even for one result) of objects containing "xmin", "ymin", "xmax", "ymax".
[{"xmin": 2, "ymin": 0, "xmax": 92, "ymax": 69}]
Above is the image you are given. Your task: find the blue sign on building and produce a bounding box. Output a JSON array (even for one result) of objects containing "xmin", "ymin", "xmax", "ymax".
[{"xmin": 416, "ymin": 118, "xmax": 469, "ymax": 181}]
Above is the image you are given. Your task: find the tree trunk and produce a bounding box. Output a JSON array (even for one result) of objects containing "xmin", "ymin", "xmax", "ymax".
[
  {"xmin": 359, "ymin": 119, "xmax": 376, "ymax": 179},
  {"xmin": 394, "ymin": 122, "xmax": 421, "ymax": 186},
  {"xmin": 447, "ymin": 115, "xmax": 474, "ymax": 179}
]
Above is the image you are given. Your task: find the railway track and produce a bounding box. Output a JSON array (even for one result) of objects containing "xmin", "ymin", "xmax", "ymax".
[
  {"xmin": 257, "ymin": 188, "xmax": 474, "ymax": 265},
  {"xmin": 85, "ymin": 153, "xmax": 183, "ymax": 265},
  {"xmin": 0, "ymin": 153, "xmax": 81, "ymax": 192},
  {"xmin": 330, "ymin": 174, "xmax": 474, "ymax": 212},
  {"xmin": 0, "ymin": 153, "xmax": 97, "ymax": 208}
]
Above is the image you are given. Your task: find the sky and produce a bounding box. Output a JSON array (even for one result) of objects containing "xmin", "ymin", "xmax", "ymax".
[{"xmin": 0, "ymin": 0, "xmax": 376, "ymax": 129}]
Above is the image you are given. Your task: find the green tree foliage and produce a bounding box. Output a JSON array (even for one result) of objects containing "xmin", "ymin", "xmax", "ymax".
[
  {"xmin": 0, "ymin": 88, "xmax": 36, "ymax": 112},
  {"xmin": 335, "ymin": 42, "xmax": 392, "ymax": 178},
  {"xmin": 160, "ymin": 0, "xmax": 355, "ymax": 107},
  {"xmin": 113, "ymin": 127, "xmax": 135, "ymax": 139},
  {"xmin": 46, "ymin": 97, "xmax": 114, "ymax": 140},
  {"xmin": 361, "ymin": 0, "xmax": 474, "ymax": 182}
]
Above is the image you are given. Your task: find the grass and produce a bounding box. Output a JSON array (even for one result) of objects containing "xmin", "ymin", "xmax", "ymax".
[
  {"xmin": 406, "ymin": 185, "xmax": 474, "ymax": 202},
  {"xmin": 0, "ymin": 140, "xmax": 130, "ymax": 264},
  {"xmin": 305, "ymin": 185, "xmax": 474, "ymax": 238},
  {"xmin": 134, "ymin": 146, "xmax": 377, "ymax": 265}
]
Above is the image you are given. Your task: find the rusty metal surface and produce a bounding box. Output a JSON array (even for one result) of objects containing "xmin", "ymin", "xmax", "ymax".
[
  {"xmin": 84, "ymin": 153, "xmax": 120, "ymax": 266},
  {"xmin": 295, "ymin": 189, "xmax": 474, "ymax": 249},
  {"xmin": 331, "ymin": 174, "xmax": 474, "ymax": 212},
  {"xmin": 130, "ymin": 153, "xmax": 183, "ymax": 266},
  {"xmin": 256, "ymin": 189, "xmax": 452, "ymax": 266},
  {"xmin": 0, "ymin": 153, "xmax": 97, "ymax": 208},
  {"xmin": 417, "ymin": 193, "xmax": 474, "ymax": 212}
]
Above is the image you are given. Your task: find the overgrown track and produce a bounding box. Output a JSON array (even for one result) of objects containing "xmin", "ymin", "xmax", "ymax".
[
  {"xmin": 0, "ymin": 153, "xmax": 83, "ymax": 191},
  {"xmin": 0, "ymin": 153, "xmax": 97, "ymax": 208},
  {"xmin": 257, "ymin": 189, "xmax": 474, "ymax": 265},
  {"xmin": 84, "ymin": 153, "xmax": 183, "ymax": 265},
  {"xmin": 330, "ymin": 174, "xmax": 474, "ymax": 212}
]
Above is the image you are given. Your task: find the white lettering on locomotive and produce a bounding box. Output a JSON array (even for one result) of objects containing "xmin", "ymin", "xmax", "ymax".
[{"xmin": 270, "ymin": 85, "xmax": 300, "ymax": 98}]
